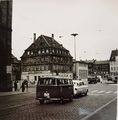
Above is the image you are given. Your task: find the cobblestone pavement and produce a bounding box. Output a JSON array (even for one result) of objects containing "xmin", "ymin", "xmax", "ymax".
[
  {"xmin": 0, "ymin": 83, "xmax": 117, "ymax": 120},
  {"xmin": 0, "ymin": 93, "xmax": 116, "ymax": 120}
]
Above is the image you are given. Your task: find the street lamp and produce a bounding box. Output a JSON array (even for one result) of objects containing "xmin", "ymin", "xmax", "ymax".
[{"xmin": 71, "ymin": 33, "xmax": 78, "ymax": 80}]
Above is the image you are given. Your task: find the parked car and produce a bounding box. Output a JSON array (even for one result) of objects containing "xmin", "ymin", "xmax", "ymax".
[
  {"xmin": 107, "ymin": 76, "xmax": 113, "ymax": 81},
  {"xmin": 87, "ymin": 76, "xmax": 97, "ymax": 84},
  {"xmin": 107, "ymin": 75, "xmax": 118, "ymax": 83},
  {"xmin": 73, "ymin": 80, "xmax": 88, "ymax": 97}
]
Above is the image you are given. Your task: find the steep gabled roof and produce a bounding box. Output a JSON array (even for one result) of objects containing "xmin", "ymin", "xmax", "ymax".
[
  {"xmin": 11, "ymin": 54, "xmax": 20, "ymax": 64},
  {"xmin": 21, "ymin": 35, "xmax": 71, "ymax": 58},
  {"xmin": 27, "ymin": 35, "xmax": 66, "ymax": 51},
  {"xmin": 110, "ymin": 49, "xmax": 118, "ymax": 61}
]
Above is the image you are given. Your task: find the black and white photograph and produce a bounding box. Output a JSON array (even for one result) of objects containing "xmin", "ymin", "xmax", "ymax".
[{"xmin": 0, "ymin": 0, "xmax": 118, "ymax": 120}]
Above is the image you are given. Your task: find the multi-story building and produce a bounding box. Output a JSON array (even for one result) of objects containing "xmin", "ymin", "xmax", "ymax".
[
  {"xmin": 94, "ymin": 60, "xmax": 110, "ymax": 78},
  {"xmin": 85, "ymin": 59, "xmax": 95, "ymax": 76},
  {"xmin": 0, "ymin": 1, "xmax": 12, "ymax": 91},
  {"xmin": 85, "ymin": 59, "xmax": 109, "ymax": 78},
  {"xmin": 73, "ymin": 60, "xmax": 88, "ymax": 82},
  {"xmin": 109, "ymin": 49, "xmax": 118, "ymax": 80},
  {"xmin": 21, "ymin": 34, "xmax": 73, "ymax": 84}
]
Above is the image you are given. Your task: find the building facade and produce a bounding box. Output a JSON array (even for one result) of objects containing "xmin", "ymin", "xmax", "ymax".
[
  {"xmin": 11, "ymin": 54, "xmax": 21, "ymax": 82},
  {"xmin": 109, "ymin": 49, "xmax": 118, "ymax": 79},
  {"xmin": 85, "ymin": 60, "xmax": 95, "ymax": 76},
  {"xmin": 94, "ymin": 60, "xmax": 110, "ymax": 78},
  {"xmin": 73, "ymin": 60, "xmax": 88, "ymax": 82},
  {"xmin": 21, "ymin": 34, "xmax": 73, "ymax": 85},
  {"xmin": 85, "ymin": 59, "xmax": 110, "ymax": 78},
  {"xmin": 0, "ymin": 1, "xmax": 12, "ymax": 91}
]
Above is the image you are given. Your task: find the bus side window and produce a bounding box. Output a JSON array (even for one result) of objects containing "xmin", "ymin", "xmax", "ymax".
[
  {"xmin": 48, "ymin": 79, "xmax": 52, "ymax": 85},
  {"xmin": 64, "ymin": 79, "xmax": 68, "ymax": 84},
  {"xmin": 60, "ymin": 79, "xmax": 63, "ymax": 84},
  {"xmin": 52, "ymin": 79, "xmax": 55, "ymax": 85},
  {"xmin": 39, "ymin": 79, "xmax": 44, "ymax": 85},
  {"xmin": 57, "ymin": 79, "xmax": 60, "ymax": 85}
]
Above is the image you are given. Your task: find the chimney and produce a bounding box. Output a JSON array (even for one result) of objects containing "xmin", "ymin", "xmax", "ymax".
[
  {"xmin": 52, "ymin": 34, "xmax": 54, "ymax": 39},
  {"xmin": 33, "ymin": 33, "xmax": 36, "ymax": 42}
]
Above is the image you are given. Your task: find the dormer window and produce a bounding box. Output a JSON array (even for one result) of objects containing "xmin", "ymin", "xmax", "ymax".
[
  {"xmin": 46, "ymin": 49, "xmax": 49, "ymax": 53},
  {"xmin": 27, "ymin": 51, "xmax": 30, "ymax": 55},
  {"xmin": 42, "ymin": 49, "xmax": 45, "ymax": 53},
  {"xmin": 31, "ymin": 51, "xmax": 33, "ymax": 55},
  {"xmin": 52, "ymin": 49, "xmax": 55, "ymax": 53},
  {"xmin": 38, "ymin": 50, "xmax": 41, "ymax": 54}
]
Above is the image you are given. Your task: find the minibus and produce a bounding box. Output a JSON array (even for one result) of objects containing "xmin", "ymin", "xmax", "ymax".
[{"xmin": 36, "ymin": 76, "xmax": 73, "ymax": 104}]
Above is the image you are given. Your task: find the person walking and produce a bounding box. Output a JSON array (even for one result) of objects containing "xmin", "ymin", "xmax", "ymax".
[
  {"xmin": 17, "ymin": 82, "xmax": 20, "ymax": 91},
  {"xmin": 21, "ymin": 81, "xmax": 25, "ymax": 92},
  {"xmin": 14, "ymin": 81, "xmax": 17, "ymax": 91},
  {"xmin": 25, "ymin": 80, "xmax": 28, "ymax": 92}
]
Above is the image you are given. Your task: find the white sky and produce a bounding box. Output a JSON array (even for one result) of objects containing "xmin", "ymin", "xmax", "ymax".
[{"xmin": 12, "ymin": 0, "xmax": 118, "ymax": 60}]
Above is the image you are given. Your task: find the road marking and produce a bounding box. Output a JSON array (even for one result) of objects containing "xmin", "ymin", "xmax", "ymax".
[
  {"xmin": 106, "ymin": 91, "xmax": 112, "ymax": 94},
  {"xmin": 97, "ymin": 91, "xmax": 105, "ymax": 94},
  {"xmin": 90, "ymin": 90, "xmax": 98, "ymax": 93},
  {"xmin": 80, "ymin": 97, "xmax": 117, "ymax": 120}
]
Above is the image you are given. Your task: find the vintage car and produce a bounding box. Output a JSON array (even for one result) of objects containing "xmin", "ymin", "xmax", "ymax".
[
  {"xmin": 87, "ymin": 75, "xmax": 97, "ymax": 84},
  {"xmin": 73, "ymin": 80, "xmax": 88, "ymax": 97}
]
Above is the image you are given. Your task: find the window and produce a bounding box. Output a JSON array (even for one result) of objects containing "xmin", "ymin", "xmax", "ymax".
[
  {"xmin": 39, "ymin": 78, "xmax": 56, "ymax": 85},
  {"xmin": 34, "ymin": 76, "xmax": 37, "ymax": 81},
  {"xmin": 42, "ymin": 49, "xmax": 45, "ymax": 53},
  {"xmin": 46, "ymin": 49, "xmax": 49, "ymax": 53},
  {"xmin": 27, "ymin": 51, "xmax": 30, "ymax": 55},
  {"xmin": 38, "ymin": 50, "xmax": 41, "ymax": 54},
  {"xmin": 31, "ymin": 51, "xmax": 33, "ymax": 55}
]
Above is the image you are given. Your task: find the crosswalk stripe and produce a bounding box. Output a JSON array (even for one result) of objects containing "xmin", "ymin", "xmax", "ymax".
[
  {"xmin": 97, "ymin": 91, "xmax": 105, "ymax": 93},
  {"xmin": 91, "ymin": 90, "xmax": 98, "ymax": 93},
  {"xmin": 106, "ymin": 91, "xmax": 112, "ymax": 94},
  {"xmin": 89, "ymin": 90, "xmax": 117, "ymax": 94}
]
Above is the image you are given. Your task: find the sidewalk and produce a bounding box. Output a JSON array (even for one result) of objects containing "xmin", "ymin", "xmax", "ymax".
[{"xmin": 0, "ymin": 86, "xmax": 36, "ymax": 97}]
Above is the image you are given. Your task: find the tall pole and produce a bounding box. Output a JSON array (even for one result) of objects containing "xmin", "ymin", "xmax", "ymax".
[{"xmin": 71, "ymin": 33, "xmax": 78, "ymax": 79}]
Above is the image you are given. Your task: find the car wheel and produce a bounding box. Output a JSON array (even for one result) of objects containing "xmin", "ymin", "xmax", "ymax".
[{"xmin": 85, "ymin": 90, "xmax": 88, "ymax": 96}]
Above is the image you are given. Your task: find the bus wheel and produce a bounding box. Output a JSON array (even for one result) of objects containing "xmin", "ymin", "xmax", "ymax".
[
  {"xmin": 69, "ymin": 95, "xmax": 73, "ymax": 102},
  {"xmin": 69, "ymin": 97, "xmax": 73, "ymax": 102},
  {"xmin": 40, "ymin": 100, "xmax": 44, "ymax": 104}
]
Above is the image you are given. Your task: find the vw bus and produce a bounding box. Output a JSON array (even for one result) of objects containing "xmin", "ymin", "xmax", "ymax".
[{"xmin": 36, "ymin": 76, "xmax": 73, "ymax": 104}]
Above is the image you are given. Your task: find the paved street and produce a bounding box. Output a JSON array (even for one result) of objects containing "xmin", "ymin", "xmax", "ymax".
[{"xmin": 0, "ymin": 81, "xmax": 117, "ymax": 120}]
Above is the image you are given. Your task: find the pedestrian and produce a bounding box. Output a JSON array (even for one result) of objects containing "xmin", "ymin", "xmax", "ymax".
[
  {"xmin": 25, "ymin": 80, "xmax": 28, "ymax": 92},
  {"xmin": 17, "ymin": 82, "xmax": 20, "ymax": 91},
  {"xmin": 21, "ymin": 81, "xmax": 25, "ymax": 92},
  {"xmin": 14, "ymin": 81, "xmax": 17, "ymax": 91}
]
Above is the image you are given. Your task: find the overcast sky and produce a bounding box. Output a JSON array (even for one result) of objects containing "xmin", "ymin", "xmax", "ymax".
[{"xmin": 12, "ymin": 0, "xmax": 118, "ymax": 60}]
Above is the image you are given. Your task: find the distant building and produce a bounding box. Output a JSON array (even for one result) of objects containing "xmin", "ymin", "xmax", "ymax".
[
  {"xmin": 21, "ymin": 34, "xmax": 73, "ymax": 84},
  {"xmin": 0, "ymin": 1, "xmax": 12, "ymax": 91},
  {"xmin": 11, "ymin": 54, "xmax": 21, "ymax": 82},
  {"xmin": 85, "ymin": 59, "xmax": 96, "ymax": 76},
  {"xmin": 85, "ymin": 59, "xmax": 110, "ymax": 78},
  {"xmin": 109, "ymin": 49, "xmax": 118, "ymax": 79},
  {"xmin": 94, "ymin": 60, "xmax": 110, "ymax": 77},
  {"xmin": 73, "ymin": 60, "xmax": 88, "ymax": 82}
]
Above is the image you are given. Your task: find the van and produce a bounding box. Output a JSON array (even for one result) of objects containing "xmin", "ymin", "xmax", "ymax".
[{"xmin": 36, "ymin": 76, "xmax": 74, "ymax": 104}]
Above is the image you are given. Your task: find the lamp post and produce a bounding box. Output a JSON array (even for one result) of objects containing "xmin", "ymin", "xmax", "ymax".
[{"xmin": 71, "ymin": 33, "xmax": 78, "ymax": 79}]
